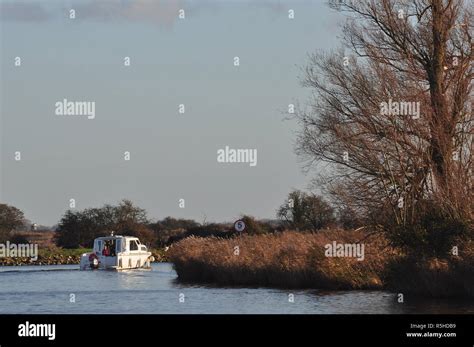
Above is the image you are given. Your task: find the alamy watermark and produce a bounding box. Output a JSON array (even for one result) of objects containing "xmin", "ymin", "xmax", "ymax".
[
  {"xmin": 324, "ymin": 241, "xmax": 365, "ymax": 261},
  {"xmin": 55, "ymin": 98, "xmax": 95, "ymax": 119},
  {"xmin": 217, "ymin": 146, "xmax": 257, "ymax": 167},
  {"xmin": 0, "ymin": 241, "xmax": 38, "ymax": 261},
  {"xmin": 380, "ymin": 99, "xmax": 420, "ymax": 119},
  {"xmin": 18, "ymin": 321, "xmax": 55, "ymax": 341}
]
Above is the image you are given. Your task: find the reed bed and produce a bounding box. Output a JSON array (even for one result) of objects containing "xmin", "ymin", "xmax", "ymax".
[{"xmin": 169, "ymin": 230, "xmax": 396, "ymax": 290}]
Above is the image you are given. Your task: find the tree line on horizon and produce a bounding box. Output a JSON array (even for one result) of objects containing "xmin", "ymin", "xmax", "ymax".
[{"xmin": 0, "ymin": 193, "xmax": 346, "ymax": 249}]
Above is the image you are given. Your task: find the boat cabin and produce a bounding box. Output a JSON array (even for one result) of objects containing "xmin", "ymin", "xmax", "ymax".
[{"xmin": 80, "ymin": 234, "xmax": 153, "ymax": 270}]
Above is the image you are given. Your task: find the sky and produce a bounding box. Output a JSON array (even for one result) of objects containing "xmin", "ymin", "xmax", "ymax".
[{"xmin": 0, "ymin": 0, "xmax": 344, "ymax": 226}]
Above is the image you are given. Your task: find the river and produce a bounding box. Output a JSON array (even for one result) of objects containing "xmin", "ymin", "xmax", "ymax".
[{"xmin": 0, "ymin": 263, "xmax": 472, "ymax": 314}]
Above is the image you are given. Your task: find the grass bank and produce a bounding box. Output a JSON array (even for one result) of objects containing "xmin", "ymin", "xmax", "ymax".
[
  {"xmin": 169, "ymin": 230, "xmax": 474, "ymax": 297},
  {"xmin": 0, "ymin": 247, "xmax": 90, "ymax": 266},
  {"xmin": 0, "ymin": 247, "xmax": 168, "ymax": 266}
]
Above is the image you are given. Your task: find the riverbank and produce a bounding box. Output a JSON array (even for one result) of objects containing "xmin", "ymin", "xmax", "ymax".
[
  {"xmin": 168, "ymin": 230, "xmax": 474, "ymax": 298},
  {"xmin": 0, "ymin": 247, "xmax": 169, "ymax": 266}
]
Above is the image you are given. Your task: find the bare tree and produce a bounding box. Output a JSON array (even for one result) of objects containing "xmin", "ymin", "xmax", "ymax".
[{"xmin": 296, "ymin": 0, "xmax": 473, "ymax": 231}]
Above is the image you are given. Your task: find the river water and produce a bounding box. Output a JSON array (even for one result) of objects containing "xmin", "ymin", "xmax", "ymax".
[{"xmin": 0, "ymin": 263, "xmax": 472, "ymax": 314}]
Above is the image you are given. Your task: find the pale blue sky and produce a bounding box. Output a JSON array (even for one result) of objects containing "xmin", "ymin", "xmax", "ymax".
[{"xmin": 0, "ymin": 0, "xmax": 343, "ymax": 225}]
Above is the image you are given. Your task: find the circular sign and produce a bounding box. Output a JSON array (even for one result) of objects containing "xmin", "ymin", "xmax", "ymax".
[{"xmin": 234, "ymin": 220, "xmax": 246, "ymax": 232}]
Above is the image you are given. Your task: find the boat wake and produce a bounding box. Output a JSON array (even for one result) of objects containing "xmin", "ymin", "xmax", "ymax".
[{"xmin": 0, "ymin": 266, "xmax": 78, "ymax": 274}]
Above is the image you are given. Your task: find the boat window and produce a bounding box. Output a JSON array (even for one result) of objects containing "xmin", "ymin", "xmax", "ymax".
[
  {"xmin": 129, "ymin": 241, "xmax": 139, "ymax": 251},
  {"xmin": 140, "ymin": 245, "xmax": 147, "ymax": 251}
]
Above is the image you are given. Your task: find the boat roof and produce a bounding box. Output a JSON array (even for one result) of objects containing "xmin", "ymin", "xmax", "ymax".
[{"xmin": 95, "ymin": 235, "xmax": 140, "ymax": 241}]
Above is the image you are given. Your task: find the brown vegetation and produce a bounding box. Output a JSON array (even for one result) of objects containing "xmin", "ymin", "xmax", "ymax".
[
  {"xmin": 170, "ymin": 230, "xmax": 474, "ymax": 297},
  {"xmin": 169, "ymin": 230, "xmax": 396, "ymax": 290}
]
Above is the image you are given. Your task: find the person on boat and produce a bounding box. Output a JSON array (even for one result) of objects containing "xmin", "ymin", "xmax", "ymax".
[
  {"xmin": 102, "ymin": 244, "xmax": 110, "ymax": 256},
  {"xmin": 110, "ymin": 240, "xmax": 116, "ymax": 256}
]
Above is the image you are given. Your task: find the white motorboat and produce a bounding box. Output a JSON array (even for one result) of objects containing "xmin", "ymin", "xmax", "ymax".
[{"xmin": 80, "ymin": 234, "xmax": 154, "ymax": 270}]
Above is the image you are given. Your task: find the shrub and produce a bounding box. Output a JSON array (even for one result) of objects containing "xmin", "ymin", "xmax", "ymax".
[
  {"xmin": 277, "ymin": 191, "xmax": 336, "ymax": 231},
  {"xmin": 149, "ymin": 217, "xmax": 200, "ymax": 247},
  {"xmin": 238, "ymin": 215, "xmax": 270, "ymax": 235},
  {"xmin": 168, "ymin": 223, "xmax": 232, "ymax": 244},
  {"xmin": 385, "ymin": 243, "xmax": 474, "ymax": 298},
  {"xmin": 0, "ymin": 203, "xmax": 25, "ymax": 242},
  {"xmin": 388, "ymin": 201, "xmax": 472, "ymax": 258}
]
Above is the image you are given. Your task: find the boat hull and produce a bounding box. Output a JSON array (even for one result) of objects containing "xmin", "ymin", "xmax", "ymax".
[{"xmin": 80, "ymin": 252, "xmax": 153, "ymax": 271}]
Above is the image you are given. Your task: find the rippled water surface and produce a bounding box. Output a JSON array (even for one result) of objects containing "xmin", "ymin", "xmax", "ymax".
[{"xmin": 0, "ymin": 263, "xmax": 472, "ymax": 314}]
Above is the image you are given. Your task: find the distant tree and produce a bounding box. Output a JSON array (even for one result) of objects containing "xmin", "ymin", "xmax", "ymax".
[
  {"xmin": 0, "ymin": 203, "xmax": 25, "ymax": 242},
  {"xmin": 149, "ymin": 217, "xmax": 201, "ymax": 247},
  {"xmin": 55, "ymin": 210, "xmax": 84, "ymax": 248},
  {"xmin": 55, "ymin": 199, "xmax": 150, "ymax": 248},
  {"xmin": 151, "ymin": 217, "xmax": 199, "ymax": 232},
  {"xmin": 114, "ymin": 200, "xmax": 148, "ymax": 229},
  {"xmin": 117, "ymin": 220, "xmax": 156, "ymax": 246},
  {"xmin": 277, "ymin": 191, "xmax": 336, "ymax": 231}
]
